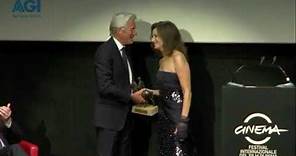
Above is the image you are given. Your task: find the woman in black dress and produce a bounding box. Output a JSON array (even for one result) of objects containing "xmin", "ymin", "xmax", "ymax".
[{"xmin": 146, "ymin": 21, "xmax": 192, "ymax": 156}]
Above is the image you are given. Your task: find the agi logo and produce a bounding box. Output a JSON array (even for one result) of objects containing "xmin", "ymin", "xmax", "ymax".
[
  {"xmin": 12, "ymin": 0, "xmax": 41, "ymax": 13},
  {"xmin": 234, "ymin": 113, "xmax": 288, "ymax": 145}
]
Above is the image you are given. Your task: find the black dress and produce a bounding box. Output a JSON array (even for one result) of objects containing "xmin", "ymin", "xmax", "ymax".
[{"xmin": 156, "ymin": 71, "xmax": 191, "ymax": 156}]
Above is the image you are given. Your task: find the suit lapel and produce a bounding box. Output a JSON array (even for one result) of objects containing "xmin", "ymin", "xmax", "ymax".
[
  {"xmin": 108, "ymin": 38, "xmax": 130, "ymax": 77},
  {"xmin": 124, "ymin": 47, "xmax": 135, "ymax": 81},
  {"xmin": 108, "ymin": 38, "xmax": 126, "ymax": 69}
]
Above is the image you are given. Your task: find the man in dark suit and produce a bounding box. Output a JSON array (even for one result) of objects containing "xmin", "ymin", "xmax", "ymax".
[
  {"xmin": 0, "ymin": 103, "xmax": 27, "ymax": 156},
  {"xmin": 94, "ymin": 12, "xmax": 146, "ymax": 156}
]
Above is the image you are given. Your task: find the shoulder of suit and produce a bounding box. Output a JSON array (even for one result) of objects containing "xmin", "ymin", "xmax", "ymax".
[{"xmin": 96, "ymin": 38, "xmax": 116, "ymax": 52}]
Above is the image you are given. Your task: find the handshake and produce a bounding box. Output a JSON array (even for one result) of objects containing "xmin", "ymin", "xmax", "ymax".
[
  {"xmin": 131, "ymin": 77, "xmax": 155, "ymax": 105},
  {"xmin": 131, "ymin": 77, "xmax": 158, "ymax": 116}
]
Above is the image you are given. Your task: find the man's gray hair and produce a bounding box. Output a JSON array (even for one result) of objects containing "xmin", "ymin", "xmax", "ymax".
[{"xmin": 109, "ymin": 12, "xmax": 136, "ymax": 36}]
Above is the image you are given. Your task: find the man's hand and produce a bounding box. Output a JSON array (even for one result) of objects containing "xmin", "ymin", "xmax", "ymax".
[
  {"xmin": 0, "ymin": 103, "xmax": 12, "ymax": 122},
  {"xmin": 131, "ymin": 88, "xmax": 146, "ymax": 104}
]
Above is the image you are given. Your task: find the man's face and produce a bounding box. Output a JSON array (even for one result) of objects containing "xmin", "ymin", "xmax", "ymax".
[{"xmin": 118, "ymin": 19, "xmax": 137, "ymax": 45}]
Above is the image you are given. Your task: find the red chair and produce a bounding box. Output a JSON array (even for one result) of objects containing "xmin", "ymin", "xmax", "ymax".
[{"xmin": 18, "ymin": 140, "xmax": 39, "ymax": 156}]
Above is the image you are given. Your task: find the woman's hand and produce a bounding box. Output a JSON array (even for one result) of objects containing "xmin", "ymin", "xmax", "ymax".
[
  {"xmin": 143, "ymin": 88, "xmax": 160, "ymax": 96},
  {"xmin": 175, "ymin": 116, "xmax": 189, "ymax": 141}
]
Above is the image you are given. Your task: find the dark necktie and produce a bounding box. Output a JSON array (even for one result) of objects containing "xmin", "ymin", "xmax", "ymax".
[
  {"xmin": 121, "ymin": 47, "xmax": 129, "ymax": 70},
  {"xmin": 121, "ymin": 47, "xmax": 133, "ymax": 85}
]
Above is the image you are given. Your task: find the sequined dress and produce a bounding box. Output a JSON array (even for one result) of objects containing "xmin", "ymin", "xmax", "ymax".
[{"xmin": 156, "ymin": 71, "xmax": 190, "ymax": 156}]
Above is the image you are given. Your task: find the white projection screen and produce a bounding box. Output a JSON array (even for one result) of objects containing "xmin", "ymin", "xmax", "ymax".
[{"xmin": 0, "ymin": 0, "xmax": 295, "ymax": 43}]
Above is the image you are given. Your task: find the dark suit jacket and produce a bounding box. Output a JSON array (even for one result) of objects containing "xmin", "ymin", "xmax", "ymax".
[
  {"xmin": 94, "ymin": 37, "xmax": 133, "ymax": 131},
  {"xmin": 0, "ymin": 121, "xmax": 23, "ymax": 156}
]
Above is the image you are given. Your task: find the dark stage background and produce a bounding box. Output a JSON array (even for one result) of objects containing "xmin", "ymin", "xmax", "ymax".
[{"xmin": 0, "ymin": 42, "xmax": 295, "ymax": 156}]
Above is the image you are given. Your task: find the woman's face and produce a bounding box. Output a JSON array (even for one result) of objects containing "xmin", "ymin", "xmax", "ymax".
[{"xmin": 151, "ymin": 28, "xmax": 163, "ymax": 52}]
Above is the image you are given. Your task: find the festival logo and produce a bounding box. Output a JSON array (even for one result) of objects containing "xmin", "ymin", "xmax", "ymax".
[
  {"xmin": 12, "ymin": 0, "xmax": 41, "ymax": 17},
  {"xmin": 234, "ymin": 113, "xmax": 288, "ymax": 156}
]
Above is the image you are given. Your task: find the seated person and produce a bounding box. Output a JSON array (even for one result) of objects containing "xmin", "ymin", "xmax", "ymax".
[{"xmin": 0, "ymin": 103, "xmax": 27, "ymax": 156}]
